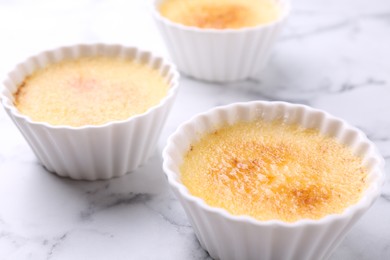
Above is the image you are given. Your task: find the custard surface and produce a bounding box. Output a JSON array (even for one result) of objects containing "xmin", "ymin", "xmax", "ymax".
[
  {"xmin": 159, "ymin": 0, "xmax": 280, "ymax": 29},
  {"xmin": 180, "ymin": 120, "xmax": 367, "ymax": 222},
  {"xmin": 14, "ymin": 57, "xmax": 169, "ymax": 127}
]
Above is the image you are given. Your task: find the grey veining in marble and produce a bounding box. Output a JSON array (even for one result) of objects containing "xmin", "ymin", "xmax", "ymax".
[{"xmin": 0, "ymin": 0, "xmax": 389, "ymax": 259}]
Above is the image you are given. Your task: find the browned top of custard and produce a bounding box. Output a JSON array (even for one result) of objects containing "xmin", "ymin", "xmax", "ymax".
[
  {"xmin": 180, "ymin": 119, "xmax": 367, "ymax": 222},
  {"xmin": 159, "ymin": 0, "xmax": 280, "ymax": 29},
  {"xmin": 14, "ymin": 57, "xmax": 169, "ymax": 127}
]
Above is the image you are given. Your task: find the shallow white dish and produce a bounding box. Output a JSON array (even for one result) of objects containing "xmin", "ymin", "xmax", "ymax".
[
  {"xmin": 163, "ymin": 101, "xmax": 385, "ymax": 260},
  {"xmin": 1, "ymin": 44, "xmax": 180, "ymax": 180}
]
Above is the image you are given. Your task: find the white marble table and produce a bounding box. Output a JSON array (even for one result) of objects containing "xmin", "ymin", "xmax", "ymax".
[{"xmin": 0, "ymin": 0, "xmax": 389, "ymax": 259}]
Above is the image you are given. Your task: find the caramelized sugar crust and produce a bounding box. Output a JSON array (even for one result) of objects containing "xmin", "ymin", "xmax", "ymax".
[
  {"xmin": 14, "ymin": 57, "xmax": 169, "ymax": 126},
  {"xmin": 180, "ymin": 120, "xmax": 367, "ymax": 222},
  {"xmin": 159, "ymin": 0, "xmax": 280, "ymax": 29}
]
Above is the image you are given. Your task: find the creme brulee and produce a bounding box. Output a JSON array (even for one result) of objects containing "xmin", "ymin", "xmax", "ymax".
[
  {"xmin": 14, "ymin": 57, "xmax": 169, "ymax": 127},
  {"xmin": 159, "ymin": 0, "xmax": 280, "ymax": 29},
  {"xmin": 180, "ymin": 120, "xmax": 367, "ymax": 222}
]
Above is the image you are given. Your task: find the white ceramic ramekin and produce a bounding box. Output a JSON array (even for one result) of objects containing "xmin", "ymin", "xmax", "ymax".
[
  {"xmin": 163, "ymin": 101, "xmax": 385, "ymax": 260},
  {"xmin": 152, "ymin": 0, "xmax": 290, "ymax": 82},
  {"xmin": 1, "ymin": 44, "xmax": 179, "ymax": 180}
]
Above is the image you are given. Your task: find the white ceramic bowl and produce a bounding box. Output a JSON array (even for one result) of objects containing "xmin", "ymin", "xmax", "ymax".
[
  {"xmin": 152, "ymin": 0, "xmax": 290, "ymax": 82},
  {"xmin": 163, "ymin": 101, "xmax": 385, "ymax": 260},
  {"xmin": 1, "ymin": 44, "xmax": 179, "ymax": 180}
]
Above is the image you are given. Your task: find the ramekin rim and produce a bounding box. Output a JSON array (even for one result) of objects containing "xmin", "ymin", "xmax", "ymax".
[
  {"xmin": 162, "ymin": 100, "xmax": 385, "ymax": 227},
  {"xmin": 151, "ymin": 0, "xmax": 291, "ymax": 34},
  {"xmin": 0, "ymin": 43, "xmax": 180, "ymax": 131}
]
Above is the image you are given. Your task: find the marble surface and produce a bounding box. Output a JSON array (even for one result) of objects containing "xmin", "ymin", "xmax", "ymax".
[{"xmin": 0, "ymin": 0, "xmax": 389, "ymax": 259}]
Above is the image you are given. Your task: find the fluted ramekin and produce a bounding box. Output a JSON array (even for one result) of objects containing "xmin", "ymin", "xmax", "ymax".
[
  {"xmin": 1, "ymin": 44, "xmax": 179, "ymax": 180},
  {"xmin": 152, "ymin": 0, "xmax": 290, "ymax": 82},
  {"xmin": 163, "ymin": 101, "xmax": 385, "ymax": 260}
]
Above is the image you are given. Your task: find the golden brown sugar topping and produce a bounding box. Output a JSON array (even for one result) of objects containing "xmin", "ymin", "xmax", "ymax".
[
  {"xmin": 159, "ymin": 0, "xmax": 280, "ymax": 29},
  {"xmin": 180, "ymin": 120, "xmax": 367, "ymax": 222},
  {"xmin": 14, "ymin": 57, "xmax": 169, "ymax": 127}
]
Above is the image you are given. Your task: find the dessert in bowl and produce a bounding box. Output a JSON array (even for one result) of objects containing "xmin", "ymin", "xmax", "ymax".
[
  {"xmin": 163, "ymin": 101, "xmax": 384, "ymax": 260},
  {"xmin": 1, "ymin": 44, "xmax": 179, "ymax": 180},
  {"xmin": 14, "ymin": 56, "xmax": 170, "ymax": 127},
  {"xmin": 159, "ymin": 0, "xmax": 280, "ymax": 29},
  {"xmin": 153, "ymin": 0, "xmax": 290, "ymax": 82}
]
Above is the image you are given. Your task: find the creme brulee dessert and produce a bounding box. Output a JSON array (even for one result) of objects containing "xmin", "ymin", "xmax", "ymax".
[
  {"xmin": 14, "ymin": 57, "xmax": 169, "ymax": 127},
  {"xmin": 159, "ymin": 0, "xmax": 280, "ymax": 29},
  {"xmin": 180, "ymin": 119, "xmax": 367, "ymax": 222}
]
